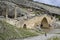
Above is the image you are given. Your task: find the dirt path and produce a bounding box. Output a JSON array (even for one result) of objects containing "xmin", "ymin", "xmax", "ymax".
[{"xmin": 23, "ymin": 34, "xmax": 60, "ymax": 40}]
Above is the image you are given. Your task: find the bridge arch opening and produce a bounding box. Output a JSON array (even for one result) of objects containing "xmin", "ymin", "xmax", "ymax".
[
  {"xmin": 40, "ymin": 17, "xmax": 50, "ymax": 29},
  {"xmin": 23, "ymin": 24, "xmax": 27, "ymax": 29}
]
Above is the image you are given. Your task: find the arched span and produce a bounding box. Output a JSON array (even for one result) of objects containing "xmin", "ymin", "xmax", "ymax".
[
  {"xmin": 23, "ymin": 14, "xmax": 53, "ymax": 29},
  {"xmin": 40, "ymin": 17, "xmax": 50, "ymax": 29}
]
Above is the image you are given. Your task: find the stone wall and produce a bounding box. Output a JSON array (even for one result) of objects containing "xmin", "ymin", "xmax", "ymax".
[
  {"xmin": 23, "ymin": 14, "xmax": 54, "ymax": 29},
  {"xmin": 5, "ymin": 14, "xmax": 55, "ymax": 29}
]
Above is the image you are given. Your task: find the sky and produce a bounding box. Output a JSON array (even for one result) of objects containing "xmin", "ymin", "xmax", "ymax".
[{"xmin": 34, "ymin": 0, "xmax": 60, "ymax": 7}]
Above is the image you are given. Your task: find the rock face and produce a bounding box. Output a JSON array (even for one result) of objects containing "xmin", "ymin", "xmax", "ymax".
[
  {"xmin": 0, "ymin": 1, "xmax": 39, "ymax": 18},
  {"xmin": 0, "ymin": 0, "xmax": 60, "ymax": 18},
  {"xmin": 1, "ymin": 0, "xmax": 60, "ymax": 15}
]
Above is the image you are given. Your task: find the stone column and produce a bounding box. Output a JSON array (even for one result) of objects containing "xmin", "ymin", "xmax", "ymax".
[
  {"xmin": 14, "ymin": 7, "xmax": 17, "ymax": 19},
  {"xmin": 6, "ymin": 7, "xmax": 8, "ymax": 19}
]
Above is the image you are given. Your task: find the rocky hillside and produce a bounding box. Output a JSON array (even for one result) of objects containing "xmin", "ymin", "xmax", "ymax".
[
  {"xmin": 0, "ymin": 0, "xmax": 47, "ymax": 20},
  {"xmin": 0, "ymin": 0, "xmax": 60, "ymax": 15}
]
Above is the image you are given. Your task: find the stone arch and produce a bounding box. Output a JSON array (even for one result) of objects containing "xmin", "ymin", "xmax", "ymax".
[
  {"xmin": 40, "ymin": 17, "xmax": 50, "ymax": 29},
  {"xmin": 23, "ymin": 14, "xmax": 53, "ymax": 29},
  {"xmin": 23, "ymin": 24, "xmax": 27, "ymax": 28}
]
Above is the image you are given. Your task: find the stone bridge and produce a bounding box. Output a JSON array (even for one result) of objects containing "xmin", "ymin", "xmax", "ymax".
[
  {"xmin": 6, "ymin": 14, "xmax": 55, "ymax": 29},
  {"xmin": 23, "ymin": 14, "xmax": 55, "ymax": 29}
]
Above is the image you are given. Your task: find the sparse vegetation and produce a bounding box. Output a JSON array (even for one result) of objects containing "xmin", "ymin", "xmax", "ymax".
[
  {"xmin": 0, "ymin": 20, "xmax": 39, "ymax": 40},
  {"xmin": 48, "ymin": 36, "xmax": 60, "ymax": 40}
]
